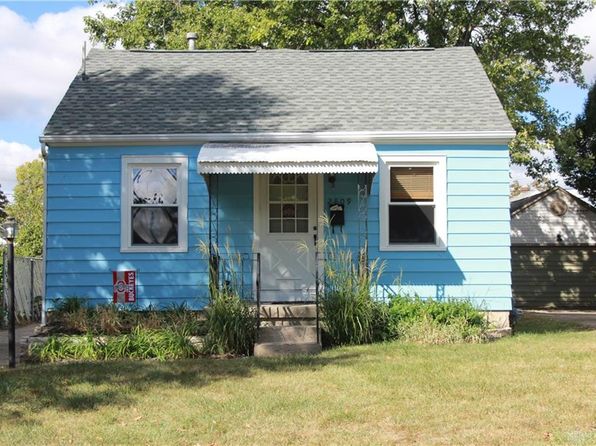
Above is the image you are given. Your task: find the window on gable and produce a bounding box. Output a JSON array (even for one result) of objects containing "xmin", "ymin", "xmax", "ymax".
[
  {"xmin": 380, "ymin": 156, "xmax": 446, "ymax": 251},
  {"xmin": 121, "ymin": 156, "xmax": 188, "ymax": 252}
]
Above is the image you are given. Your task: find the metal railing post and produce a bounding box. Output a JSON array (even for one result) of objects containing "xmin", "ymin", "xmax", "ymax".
[
  {"xmin": 315, "ymin": 249, "xmax": 320, "ymax": 345},
  {"xmin": 256, "ymin": 252, "xmax": 261, "ymax": 330},
  {"xmin": 30, "ymin": 259, "xmax": 34, "ymax": 320}
]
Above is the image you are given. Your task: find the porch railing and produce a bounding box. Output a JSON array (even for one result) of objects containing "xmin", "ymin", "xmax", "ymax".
[{"xmin": 211, "ymin": 251, "xmax": 322, "ymax": 342}]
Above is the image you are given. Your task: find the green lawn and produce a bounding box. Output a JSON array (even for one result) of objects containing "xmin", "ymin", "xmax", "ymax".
[{"xmin": 1, "ymin": 315, "xmax": 595, "ymax": 445}]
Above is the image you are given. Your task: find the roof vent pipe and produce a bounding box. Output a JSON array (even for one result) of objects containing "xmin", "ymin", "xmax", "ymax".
[{"xmin": 186, "ymin": 32, "xmax": 198, "ymax": 50}]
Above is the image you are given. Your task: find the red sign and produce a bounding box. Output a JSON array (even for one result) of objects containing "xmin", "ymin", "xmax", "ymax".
[{"xmin": 113, "ymin": 270, "xmax": 136, "ymax": 303}]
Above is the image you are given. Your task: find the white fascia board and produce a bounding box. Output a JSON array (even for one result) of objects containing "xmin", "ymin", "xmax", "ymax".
[{"xmin": 39, "ymin": 130, "xmax": 516, "ymax": 146}]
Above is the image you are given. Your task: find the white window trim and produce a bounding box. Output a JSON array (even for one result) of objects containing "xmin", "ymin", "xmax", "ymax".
[
  {"xmin": 121, "ymin": 155, "xmax": 188, "ymax": 253},
  {"xmin": 379, "ymin": 154, "xmax": 447, "ymax": 251}
]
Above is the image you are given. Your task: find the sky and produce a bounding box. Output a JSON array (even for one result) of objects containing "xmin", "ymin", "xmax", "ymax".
[{"xmin": 0, "ymin": 1, "xmax": 595, "ymax": 200}]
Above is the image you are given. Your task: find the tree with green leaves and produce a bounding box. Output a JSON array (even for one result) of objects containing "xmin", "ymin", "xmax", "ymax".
[
  {"xmin": 85, "ymin": 0, "xmax": 594, "ymax": 180},
  {"xmin": 556, "ymin": 81, "xmax": 596, "ymax": 203},
  {"xmin": 0, "ymin": 184, "xmax": 8, "ymax": 222},
  {"xmin": 8, "ymin": 159, "xmax": 44, "ymax": 257}
]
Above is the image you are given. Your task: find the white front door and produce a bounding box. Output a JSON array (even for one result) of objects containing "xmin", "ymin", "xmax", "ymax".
[{"xmin": 255, "ymin": 174, "xmax": 321, "ymax": 302}]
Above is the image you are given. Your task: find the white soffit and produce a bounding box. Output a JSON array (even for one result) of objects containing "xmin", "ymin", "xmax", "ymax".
[{"xmin": 197, "ymin": 142, "xmax": 379, "ymax": 174}]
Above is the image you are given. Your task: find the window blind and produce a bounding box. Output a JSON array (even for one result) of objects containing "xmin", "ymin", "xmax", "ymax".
[{"xmin": 390, "ymin": 167, "xmax": 434, "ymax": 201}]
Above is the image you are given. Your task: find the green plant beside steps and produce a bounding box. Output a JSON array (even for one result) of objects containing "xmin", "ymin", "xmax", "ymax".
[
  {"xmin": 29, "ymin": 327, "xmax": 199, "ymax": 362},
  {"xmin": 202, "ymin": 288, "xmax": 257, "ymax": 356},
  {"xmin": 387, "ymin": 294, "xmax": 489, "ymax": 343},
  {"xmin": 319, "ymin": 232, "xmax": 385, "ymax": 346}
]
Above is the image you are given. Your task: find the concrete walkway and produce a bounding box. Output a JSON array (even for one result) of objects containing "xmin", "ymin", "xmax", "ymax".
[
  {"xmin": 524, "ymin": 310, "xmax": 596, "ymax": 329},
  {"xmin": 0, "ymin": 323, "xmax": 39, "ymax": 367}
]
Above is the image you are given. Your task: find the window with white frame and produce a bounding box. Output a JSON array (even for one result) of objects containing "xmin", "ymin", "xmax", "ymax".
[
  {"xmin": 121, "ymin": 156, "xmax": 188, "ymax": 252},
  {"xmin": 379, "ymin": 155, "xmax": 446, "ymax": 251}
]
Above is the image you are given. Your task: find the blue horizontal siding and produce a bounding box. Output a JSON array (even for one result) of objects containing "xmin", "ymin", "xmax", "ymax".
[
  {"xmin": 46, "ymin": 247, "xmax": 207, "ymax": 261},
  {"xmin": 368, "ymin": 144, "xmax": 512, "ymax": 310},
  {"xmin": 448, "ymin": 221, "xmax": 510, "ymax": 234},
  {"xmin": 47, "ymin": 259, "xmax": 210, "ymax": 274},
  {"xmin": 45, "ymin": 145, "xmax": 215, "ymax": 307},
  {"xmin": 447, "ymin": 208, "xmax": 510, "ymax": 221},
  {"xmin": 47, "ymin": 272, "xmax": 209, "ymax": 287},
  {"xmin": 45, "ymin": 143, "xmax": 512, "ymax": 312},
  {"xmin": 447, "ymin": 157, "xmax": 509, "ymax": 170},
  {"xmin": 46, "ymin": 285, "xmax": 210, "ymax": 303},
  {"xmin": 448, "ymin": 183, "xmax": 511, "ymax": 196},
  {"xmin": 448, "ymin": 170, "xmax": 509, "ymax": 183}
]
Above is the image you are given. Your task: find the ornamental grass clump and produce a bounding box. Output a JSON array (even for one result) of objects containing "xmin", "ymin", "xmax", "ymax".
[
  {"xmin": 202, "ymin": 288, "xmax": 257, "ymax": 356},
  {"xmin": 199, "ymin": 241, "xmax": 257, "ymax": 356},
  {"xmin": 318, "ymin": 232, "xmax": 385, "ymax": 346}
]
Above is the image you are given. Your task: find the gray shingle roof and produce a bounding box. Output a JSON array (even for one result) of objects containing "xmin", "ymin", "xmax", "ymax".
[{"xmin": 44, "ymin": 47, "xmax": 513, "ymax": 136}]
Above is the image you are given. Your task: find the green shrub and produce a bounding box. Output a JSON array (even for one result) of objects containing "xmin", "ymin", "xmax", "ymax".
[
  {"xmin": 30, "ymin": 328, "xmax": 199, "ymax": 362},
  {"xmin": 54, "ymin": 296, "xmax": 88, "ymax": 313},
  {"xmin": 47, "ymin": 299, "xmax": 206, "ymax": 336},
  {"xmin": 203, "ymin": 289, "xmax": 257, "ymax": 356},
  {"xmin": 102, "ymin": 327, "xmax": 198, "ymax": 360},
  {"xmin": 319, "ymin": 234, "xmax": 384, "ymax": 346},
  {"xmin": 160, "ymin": 303, "xmax": 204, "ymax": 336},
  {"xmin": 31, "ymin": 334, "xmax": 101, "ymax": 362},
  {"xmin": 387, "ymin": 294, "xmax": 488, "ymax": 343},
  {"xmin": 370, "ymin": 300, "xmax": 393, "ymax": 342},
  {"xmin": 395, "ymin": 316, "xmax": 487, "ymax": 344}
]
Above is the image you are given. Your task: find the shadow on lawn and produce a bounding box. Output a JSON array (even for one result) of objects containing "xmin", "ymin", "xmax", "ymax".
[
  {"xmin": 515, "ymin": 313, "xmax": 590, "ymax": 335},
  {"xmin": 0, "ymin": 351, "xmax": 361, "ymax": 416}
]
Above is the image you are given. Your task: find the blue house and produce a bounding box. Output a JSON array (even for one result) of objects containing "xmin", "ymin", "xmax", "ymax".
[{"xmin": 41, "ymin": 45, "xmax": 515, "ymax": 331}]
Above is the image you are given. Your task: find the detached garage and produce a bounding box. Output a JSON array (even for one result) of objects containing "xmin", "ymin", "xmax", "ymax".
[{"xmin": 511, "ymin": 187, "xmax": 596, "ymax": 309}]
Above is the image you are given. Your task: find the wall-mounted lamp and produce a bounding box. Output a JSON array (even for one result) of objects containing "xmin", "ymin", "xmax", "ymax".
[{"xmin": 328, "ymin": 175, "xmax": 336, "ymax": 189}]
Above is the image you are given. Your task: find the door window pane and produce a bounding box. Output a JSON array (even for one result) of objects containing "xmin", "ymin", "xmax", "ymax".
[
  {"xmin": 282, "ymin": 219, "xmax": 295, "ymax": 232},
  {"xmin": 269, "ymin": 185, "xmax": 281, "ymax": 201},
  {"xmin": 282, "ymin": 204, "xmax": 296, "ymax": 218},
  {"xmin": 296, "ymin": 219, "xmax": 309, "ymax": 233},
  {"xmin": 282, "ymin": 185, "xmax": 296, "ymax": 201},
  {"xmin": 296, "ymin": 204, "xmax": 308, "ymax": 218},
  {"xmin": 269, "ymin": 219, "xmax": 281, "ymax": 233},
  {"xmin": 269, "ymin": 204, "xmax": 281, "ymax": 218},
  {"xmin": 296, "ymin": 186, "xmax": 308, "ymax": 201},
  {"xmin": 269, "ymin": 174, "xmax": 309, "ymax": 233}
]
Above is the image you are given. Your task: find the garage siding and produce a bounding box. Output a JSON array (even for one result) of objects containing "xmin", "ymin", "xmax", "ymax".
[{"xmin": 512, "ymin": 246, "xmax": 596, "ymax": 309}]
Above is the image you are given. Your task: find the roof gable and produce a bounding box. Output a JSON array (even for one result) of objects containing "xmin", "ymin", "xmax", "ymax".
[
  {"xmin": 43, "ymin": 47, "xmax": 514, "ymax": 138},
  {"xmin": 510, "ymin": 187, "xmax": 596, "ymax": 246},
  {"xmin": 511, "ymin": 187, "xmax": 596, "ymax": 217}
]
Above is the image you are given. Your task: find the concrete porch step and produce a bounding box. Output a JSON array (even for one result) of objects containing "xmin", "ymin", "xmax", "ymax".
[
  {"xmin": 259, "ymin": 304, "xmax": 316, "ymax": 320},
  {"xmin": 254, "ymin": 304, "xmax": 321, "ymax": 357},
  {"xmin": 260, "ymin": 319, "xmax": 315, "ymax": 327},
  {"xmin": 254, "ymin": 341, "xmax": 322, "ymax": 357},
  {"xmin": 257, "ymin": 325, "xmax": 318, "ymax": 344}
]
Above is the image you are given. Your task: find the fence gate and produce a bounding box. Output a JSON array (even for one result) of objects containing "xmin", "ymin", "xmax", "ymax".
[{"xmin": 1, "ymin": 253, "xmax": 43, "ymax": 322}]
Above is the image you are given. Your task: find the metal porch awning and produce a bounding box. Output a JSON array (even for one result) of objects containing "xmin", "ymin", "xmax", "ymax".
[{"xmin": 197, "ymin": 143, "xmax": 378, "ymax": 174}]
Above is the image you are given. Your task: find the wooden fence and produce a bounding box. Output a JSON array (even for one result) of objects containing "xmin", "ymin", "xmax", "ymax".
[{"xmin": 1, "ymin": 253, "xmax": 43, "ymax": 322}]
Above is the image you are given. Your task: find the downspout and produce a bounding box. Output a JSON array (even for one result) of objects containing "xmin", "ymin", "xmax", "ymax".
[{"xmin": 40, "ymin": 143, "xmax": 48, "ymax": 326}]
